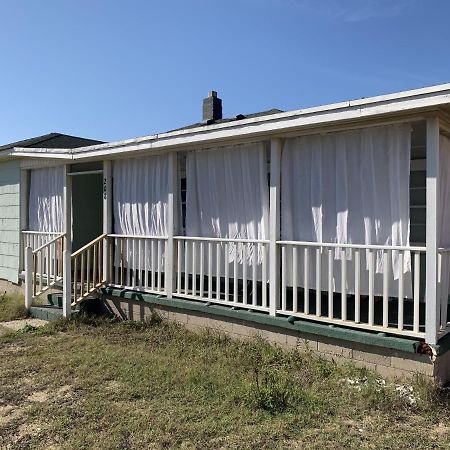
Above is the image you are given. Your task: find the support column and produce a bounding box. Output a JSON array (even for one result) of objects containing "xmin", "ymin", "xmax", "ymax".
[
  {"xmin": 269, "ymin": 138, "xmax": 281, "ymax": 316},
  {"xmin": 165, "ymin": 152, "xmax": 178, "ymax": 299},
  {"xmin": 103, "ymin": 160, "xmax": 112, "ymax": 283},
  {"xmin": 24, "ymin": 246, "xmax": 32, "ymax": 310},
  {"xmin": 425, "ymin": 116, "xmax": 440, "ymax": 344},
  {"xmin": 62, "ymin": 164, "xmax": 72, "ymax": 318}
]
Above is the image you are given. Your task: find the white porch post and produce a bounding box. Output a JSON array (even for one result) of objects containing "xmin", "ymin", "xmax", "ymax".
[
  {"xmin": 425, "ymin": 116, "xmax": 440, "ymax": 344},
  {"xmin": 165, "ymin": 152, "xmax": 178, "ymax": 299},
  {"xmin": 24, "ymin": 246, "xmax": 32, "ymax": 310},
  {"xmin": 269, "ymin": 138, "xmax": 281, "ymax": 316},
  {"xmin": 62, "ymin": 164, "xmax": 72, "ymax": 318},
  {"xmin": 103, "ymin": 160, "xmax": 112, "ymax": 283}
]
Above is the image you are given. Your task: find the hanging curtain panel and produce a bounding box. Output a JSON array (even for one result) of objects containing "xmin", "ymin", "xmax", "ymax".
[
  {"xmin": 438, "ymin": 135, "xmax": 450, "ymax": 314},
  {"xmin": 281, "ymin": 124, "xmax": 412, "ymax": 298},
  {"xmin": 28, "ymin": 166, "xmax": 64, "ymax": 233},
  {"xmin": 185, "ymin": 142, "xmax": 269, "ymax": 278},
  {"xmin": 113, "ymin": 154, "xmax": 169, "ymax": 270}
]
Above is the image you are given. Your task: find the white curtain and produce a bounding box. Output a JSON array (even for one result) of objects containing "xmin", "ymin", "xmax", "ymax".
[
  {"xmin": 438, "ymin": 135, "xmax": 450, "ymax": 317},
  {"xmin": 113, "ymin": 154, "xmax": 169, "ymax": 268},
  {"xmin": 281, "ymin": 124, "xmax": 412, "ymax": 297},
  {"xmin": 185, "ymin": 142, "xmax": 269, "ymax": 276},
  {"xmin": 28, "ymin": 166, "xmax": 64, "ymax": 232}
]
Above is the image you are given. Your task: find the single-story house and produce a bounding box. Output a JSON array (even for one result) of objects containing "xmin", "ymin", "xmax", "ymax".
[{"xmin": 2, "ymin": 85, "xmax": 450, "ymax": 380}]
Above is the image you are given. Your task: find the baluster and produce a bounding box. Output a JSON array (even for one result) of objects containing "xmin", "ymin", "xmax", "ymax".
[
  {"xmin": 252, "ymin": 243, "xmax": 257, "ymax": 307},
  {"xmin": 93, "ymin": 243, "xmax": 97, "ymax": 288},
  {"xmin": 176, "ymin": 240, "xmax": 181, "ymax": 294},
  {"xmin": 208, "ymin": 242, "xmax": 213, "ymax": 299},
  {"xmin": 398, "ymin": 251, "xmax": 404, "ymax": 331},
  {"xmin": 262, "ymin": 244, "xmax": 267, "ymax": 308},
  {"xmin": 216, "ymin": 242, "xmax": 221, "ymax": 301},
  {"xmin": 242, "ymin": 243, "xmax": 248, "ymax": 305},
  {"xmin": 81, "ymin": 252, "xmax": 85, "ymax": 298},
  {"xmin": 368, "ymin": 250, "xmax": 374, "ymax": 326},
  {"xmin": 413, "ymin": 251, "xmax": 421, "ymax": 333},
  {"xmin": 281, "ymin": 245, "xmax": 286, "ymax": 311},
  {"xmin": 224, "ymin": 242, "xmax": 229, "ymax": 302},
  {"xmin": 87, "ymin": 248, "xmax": 91, "ymax": 293},
  {"xmin": 316, "ymin": 248, "xmax": 321, "ymax": 316},
  {"xmin": 341, "ymin": 251, "xmax": 347, "ymax": 321},
  {"xmin": 304, "ymin": 247, "xmax": 309, "ymax": 314},
  {"xmin": 184, "ymin": 240, "xmax": 189, "ymax": 295},
  {"xmin": 73, "ymin": 256, "xmax": 78, "ymax": 302},
  {"xmin": 292, "ymin": 246, "xmax": 298, "ymax": 313},
  {"xmin": 192, "ymin": 241, "xmax": 197, "ymax": 295},
  {"xmin": 137, "ymin": 239, "xmax": 142, "ymax": 288},
  {"xmin": 157, "ymin": 240, "xmax": 162, "ymax": 291},
  {"xmin": 199, "ymin": 241, "xmax": 204, "ymax": 297},
  {"xmin": 354, "ymin": 250, "xmax": 360, "ymax": 323},
  {"xmin": 233, "ymin": 242, "xmax": 238, "ymax": 303},
  {"xmin": 328, "ymin": 248, "xmax": 334, "ymax": 319},
  {"xmin": 151, "ymin": 240, "xmax": 156, "ymax": 291},
  {"xmin": 383, "ymin": 250, "xmax": 390, "ymax": 328}
]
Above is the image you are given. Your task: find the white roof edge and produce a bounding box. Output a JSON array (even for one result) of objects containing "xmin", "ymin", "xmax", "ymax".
[{"xmin": 4, "ymin": 82, "xmax": 450, "ymax": 161}]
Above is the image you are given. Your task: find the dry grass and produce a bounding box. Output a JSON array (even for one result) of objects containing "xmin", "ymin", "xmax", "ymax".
[
  {"xmin": 0, "ymin": 292, "xmax": 28, "ymax": 322},
  {"xmin": 0, "ymin": 314, "xmax": 449, "ymax": 449}
]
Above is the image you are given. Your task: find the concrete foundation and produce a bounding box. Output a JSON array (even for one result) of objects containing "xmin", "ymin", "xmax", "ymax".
[
  {"xmin": 101, "ymin": 295, "xmax": 450, "ymax": 382},
  {"xmin": 0, "ymin": 278, "xmax": 24, "ymax": 296}
]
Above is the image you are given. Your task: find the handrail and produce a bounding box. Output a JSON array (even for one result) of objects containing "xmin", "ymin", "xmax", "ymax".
[
  {"xmin": 277, "ymin": 240, "xmax": 427, "ymax": 252},
  {"xmin": 71, "ymin": 234, "xmax": 107, "ymax": 258},
  {"xmin": 108, "ymin": 233, "xmax": 168, "ymax": 240},
  {"xmin": 22, "ymin": 230, "xmax": 63, "ymax": 235},
  {"xmin": 175, "ymin": 236, "xmax": 269, "ymax": 244},
  {"xmin": 32, "ymin": 233, "xmax": 66, "ymax": 254}
]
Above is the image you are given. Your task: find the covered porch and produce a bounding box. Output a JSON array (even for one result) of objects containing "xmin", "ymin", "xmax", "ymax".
[{"xmin": 19, "ymin": 110, "xmax": 450, "ymax": 347}]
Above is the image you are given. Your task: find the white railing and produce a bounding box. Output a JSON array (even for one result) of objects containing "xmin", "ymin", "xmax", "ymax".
[
  {"xmin": 22, "ymin": 230, "xmax": 63, "ymax": 270},
  {"xmin": 174, "ymin": 237, "xmax": 270, "ymax": 312},
  {"xmin": 277, "ymin": 241, "xmax": 425, "ymax": 338},
  {"xmin": 25, "ymin": 233, "xmax": 65, "ymax": 299},
  {"xmin": 72, "ymin": 234, "xmax": 107, "ymax": 305},
  {"xmin": 108, "ymin": 234, "xmax": 168, "ymax": 294}
]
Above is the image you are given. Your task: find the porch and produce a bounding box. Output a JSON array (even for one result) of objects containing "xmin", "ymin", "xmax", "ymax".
[{"xmin": 19, "ymin": 114, "xmax": 450, "ymax": 349}]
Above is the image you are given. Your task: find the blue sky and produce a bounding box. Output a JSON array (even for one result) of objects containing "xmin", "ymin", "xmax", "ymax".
[{"xmin": 0, "ymin": 0, "xmax": 448, "ymax": 145}]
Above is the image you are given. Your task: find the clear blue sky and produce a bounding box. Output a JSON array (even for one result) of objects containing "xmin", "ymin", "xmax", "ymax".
[{"xmin": 0, "ymin": 0, "xmax": 448, "ymax": 145}]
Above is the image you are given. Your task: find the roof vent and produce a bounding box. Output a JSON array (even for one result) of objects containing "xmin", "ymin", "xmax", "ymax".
[{"xmin": 203, "ymin": 91, "xmax": 222, "ymax": 122}]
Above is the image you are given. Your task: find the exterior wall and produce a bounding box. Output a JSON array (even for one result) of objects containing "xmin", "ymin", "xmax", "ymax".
[
  {"xmin": 0, "ymin": 160, "xmax": 21, "ymax": 284},
  {"xmin": 101, "ymin": 296, "xmax": 440, "ymax": 381}
]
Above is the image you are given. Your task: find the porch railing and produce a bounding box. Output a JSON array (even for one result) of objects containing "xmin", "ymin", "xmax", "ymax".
[
  {"xmin": 277, "ymin": 241, "xmax": 426, "ymax": 338},
  {"xmin": 25, "ymin": 233, "xmax": 65, "ymax": 300},
  {"xmin": 71, "ymin": 234, "xmax": 107, "ymax": 305},
  {"xmin": 21, "ymin": 231, "xmax": 63, "ymax": 271},
  {"xmin": 108, "ymin": 234, "xmax": 168, "ymax": 294},
  {"xmin": 173, "ymin": 237, "xmax": 270, "ymax": 312},
  {"xmin": 23, "ymin": 230, "xmax": 450, "ymax": 341}
]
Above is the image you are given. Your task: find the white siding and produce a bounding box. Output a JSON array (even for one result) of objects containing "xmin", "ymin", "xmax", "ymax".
[{"xmin": 0, "ymin": 160, "xmax": 20, "ymax": 283}]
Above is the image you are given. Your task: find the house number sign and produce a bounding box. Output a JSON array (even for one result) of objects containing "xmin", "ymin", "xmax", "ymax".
[{"xmin": 103, "ymin": 178, "xmax": 108, "ymax": 200}]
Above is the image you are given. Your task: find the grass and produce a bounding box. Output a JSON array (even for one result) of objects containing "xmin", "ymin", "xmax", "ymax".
[
  {"xmin": 0, "ymin": 314, "xmax": 450, "ymax": 449},
  {"xmin": 0, "ymin": 292, "xmax": 28, "ymax": 322}
]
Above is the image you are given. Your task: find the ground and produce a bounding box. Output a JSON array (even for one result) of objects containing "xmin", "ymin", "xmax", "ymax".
[{"xmin": 1, "ymin": 300, "xmax": 450, "ymax": 449}]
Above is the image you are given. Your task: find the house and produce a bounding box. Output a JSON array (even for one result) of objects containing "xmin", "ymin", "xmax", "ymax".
[{"xmin": 2, "ymin": 85, "xmax": 450, "ymax": 380}]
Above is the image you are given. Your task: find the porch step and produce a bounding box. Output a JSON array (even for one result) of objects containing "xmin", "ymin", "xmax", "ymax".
[{"xmin": 30, "ymin": 305, "xmax": 65, "ymax": 321}]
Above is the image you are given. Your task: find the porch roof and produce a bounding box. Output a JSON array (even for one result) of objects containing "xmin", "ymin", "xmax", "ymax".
[{"xmin": 3, "ymin": 82, "xmax": 450, "ymax": 162}]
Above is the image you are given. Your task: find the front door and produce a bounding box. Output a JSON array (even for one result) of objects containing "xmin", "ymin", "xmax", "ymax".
[{"xmin": 71, "ymin": 169, "xmax": 103, "ymax": 251}]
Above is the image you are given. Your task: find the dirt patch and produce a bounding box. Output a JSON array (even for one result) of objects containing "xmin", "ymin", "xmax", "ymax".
[{"xmin": 27, "ymin": 390, "xmax": 49, "ymax": 403}]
